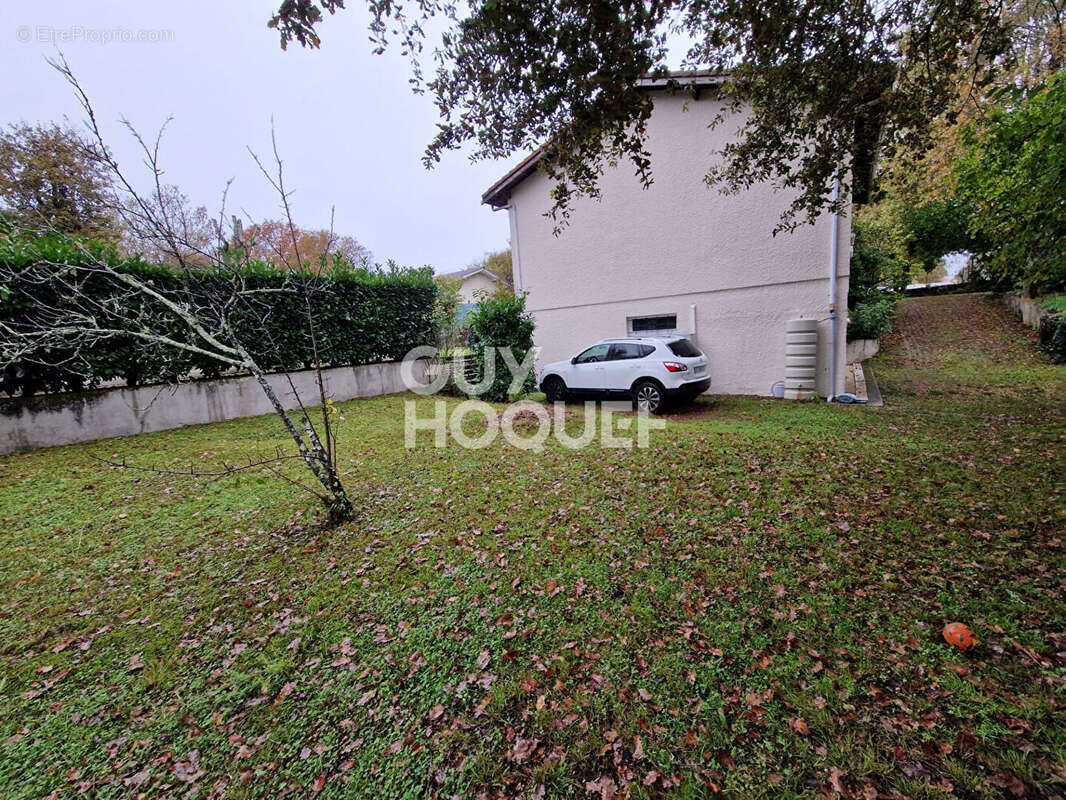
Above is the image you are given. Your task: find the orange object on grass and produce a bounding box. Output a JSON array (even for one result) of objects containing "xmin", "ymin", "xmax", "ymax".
[{"xmin": 942, "ymin": 622, "xmax": 978, "ymax": 649}]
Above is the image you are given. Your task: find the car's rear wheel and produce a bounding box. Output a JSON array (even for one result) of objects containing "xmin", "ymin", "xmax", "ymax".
[
  {"xmin": 632, "ymin": 379, "xmax": 666, "ymax": 414},
  {"xmin": 543, "ymin": 376, "xmax": 567, "ymax": 403}
]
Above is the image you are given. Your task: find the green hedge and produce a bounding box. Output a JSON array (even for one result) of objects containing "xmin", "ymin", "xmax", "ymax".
[
  {"xmin": 847, "ymin": 295, "xmax": 896, "ymax": 341},
  {"xmin": 466, "ymin": 292, "xmax": 535, "ymax": 402},
  {"xmin": 1039, "ymin": 313, "xmax": 1066, "ymax": 363},
  {"xmin": 0, "ymin": 236, "xmax": 436, "ymax": 396}
]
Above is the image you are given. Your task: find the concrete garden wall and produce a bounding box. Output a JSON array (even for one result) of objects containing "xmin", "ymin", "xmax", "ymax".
[
  {"xmin": 0, "ymin": 360, "xmax": 424, "ymax": 455},
  {"xmin": 1004, "ymin": 290, "xmax": 1052, "ymax": 329},
  {"xmin": 846, "ymin": 339, "xmax": 880, "ymax": 363}
]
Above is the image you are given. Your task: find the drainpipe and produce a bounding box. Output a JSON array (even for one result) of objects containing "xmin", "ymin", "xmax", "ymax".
[
  {"xmin": 827, "ymin": 178, "xmax": 841, "ymax": 402},
  {"xmin": 505, "ymin": 200, "xmax": 523, "ymax": 292}
]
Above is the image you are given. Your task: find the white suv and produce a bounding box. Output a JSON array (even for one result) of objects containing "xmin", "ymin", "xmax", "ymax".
[{"xmin": 538, "ymin": 336, "xmax": 710, "ymax": 413}]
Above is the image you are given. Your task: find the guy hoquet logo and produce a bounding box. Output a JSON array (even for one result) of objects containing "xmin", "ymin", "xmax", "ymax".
[{"xmin": 399, "ymin": 347, "xmax": 665, "ymax": 451}]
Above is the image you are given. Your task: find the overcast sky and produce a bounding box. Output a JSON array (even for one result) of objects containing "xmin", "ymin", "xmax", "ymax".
[{"xmin": 0, "ymin": 1, "xmax": 519, "ymax": 272}]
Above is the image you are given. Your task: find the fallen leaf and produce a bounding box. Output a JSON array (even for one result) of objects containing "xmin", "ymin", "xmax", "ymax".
[
  {"xmin": 511, "ymin": 737, "xmax": 539, "ymax": 764},
  {"xmin": 123, "ymin": 769, "xmax": 150, "ymax": 787},
  {"xmin": 828, "ymin": 766, "xmax": 846, "ymax": 795},
  {"xmin": 585, "ymin": 775, "xmax": 617, "ymax": 800}
]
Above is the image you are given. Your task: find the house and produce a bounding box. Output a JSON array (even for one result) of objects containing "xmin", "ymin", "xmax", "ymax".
[
  {"xmin": 439, "ymin": 266, "xmax": 507, "ymax": 304},
  {"xmin": 481, "ymin": 71, "xmax": 851, "ymax": 398}
]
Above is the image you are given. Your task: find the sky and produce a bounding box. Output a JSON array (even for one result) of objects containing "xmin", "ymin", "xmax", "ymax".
[{"xmin": 0, "ymin": 1, "xmax": 517, "ymax": 273}]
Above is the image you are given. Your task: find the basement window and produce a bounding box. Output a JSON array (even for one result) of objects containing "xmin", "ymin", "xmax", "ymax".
[{"xmin": 628, "ymin": 314, "xmax": 677, "ymax": 337}]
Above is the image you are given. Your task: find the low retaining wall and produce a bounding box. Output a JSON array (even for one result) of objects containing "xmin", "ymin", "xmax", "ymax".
[
  {"xmin": 1004, "ymin": 290, "xmax": 1066, "ymax": 363},
  {"xmin": 1004, "ymin": 290, "xmax": 1051, "ymax": 329},
  {"xmin": 845, "ymin": 338, "xmax": 880, "ymax": 363},
  {"xmin": 0, "ymin": 360, "xmax": 424, "ymax": 455}
]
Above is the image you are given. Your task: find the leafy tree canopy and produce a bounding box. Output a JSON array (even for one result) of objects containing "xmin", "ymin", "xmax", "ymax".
[
  {"xmin": 850, "ymin": 211, "xmax": 915, "ymax": 300},
  {"xmin": 902, "ymin": 197, "xmax": 985, "ymax": 273},
  {"xmin": 0, "ymin": 122, "xmax": 116, "ymax": 239},
  {"xmin": 468, "ymin": 249, "xmax": 513, "ymax": 289},
  {"xmin": 956, "ymin": 73, "xmax": 1066, "ymax": 287},
  {"xmin": 269, "ymin": 0, "xmax": 1009, "ymax": 229},
  {"xmin": 239, "ymin": 218, "xmax": 372, "ymax": 272}
]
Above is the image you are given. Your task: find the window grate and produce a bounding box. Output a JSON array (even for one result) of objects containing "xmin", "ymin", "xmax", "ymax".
[{"xmin": 629, "ymin": 314, "xmax": 677, "ymax": 336}]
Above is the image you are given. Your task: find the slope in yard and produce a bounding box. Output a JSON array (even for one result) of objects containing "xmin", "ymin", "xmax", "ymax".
[
  {"xmin": 0, "ymin": 294, "xmax": 1063, "ymax": 799},
  {"xmin": 877, "ymin": 293, "xmax": 1061, "ymax": 413}
]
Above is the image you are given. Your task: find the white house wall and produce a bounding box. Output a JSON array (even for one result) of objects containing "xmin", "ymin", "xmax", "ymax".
[
  {"xmin": 458, "ymin": 272, "xmax": 499, "ymax": 303},
  {"xmin": 508, "ymin": 92, "xmax": 851, "ymax": 397}
]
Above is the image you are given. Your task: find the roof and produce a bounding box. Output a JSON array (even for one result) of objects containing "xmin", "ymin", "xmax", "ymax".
[
  {"xmin": 481, "ymin": 70, "xmax": 730, "ymax": 209},
  {"xmin": 438, "ymin": 266, "xmax": 502, "ymax": 282}
]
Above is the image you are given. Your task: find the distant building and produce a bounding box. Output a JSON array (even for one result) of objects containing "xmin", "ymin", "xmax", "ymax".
[{"xmin": 438, "ymin": 266, "xmax": 507, "ymax": 303}]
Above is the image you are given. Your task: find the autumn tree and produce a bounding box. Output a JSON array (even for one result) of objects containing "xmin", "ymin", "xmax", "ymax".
[
  {"xmin": 241, "ymin": 218, "xmax": 371, "ymax": 272},
  {"xmin": 0, "ymin": 122, "xmax": 116, "ymax": 239},
  {"xmin": 118, "ymin": 184, "xmax": 220, "ymax": 267},
  {"xmin": 469, "ymin": 249, "xmax": 513, "ymax": 290},
  {"xmin": 1006, "ymin": 0, "xmax": 1066, "ymax": 83},
  {"xmin": 860, "ymin": 0, "xmax": 1066, "ymax": 288},
  {"xmin": 268, "ymin": 0, "xmax": 1010, "ymax": 229}
]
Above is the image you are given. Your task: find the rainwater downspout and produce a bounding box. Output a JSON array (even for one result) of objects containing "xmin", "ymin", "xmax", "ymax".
[
  {"xmin": 505, "ymin": 200, "xmax": 523, "ymax": 292},
  {"xmin": 827, "ymin": 178, "xmax": 841, "ymax": 402}
]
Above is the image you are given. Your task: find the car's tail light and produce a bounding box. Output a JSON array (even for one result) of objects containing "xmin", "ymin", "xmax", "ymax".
[{"xmin": 663, "ymin": 361, "xmax": 688, "ymax": 372}]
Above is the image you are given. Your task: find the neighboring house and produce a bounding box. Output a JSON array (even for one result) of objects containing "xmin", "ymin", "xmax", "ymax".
[
  {"xmin": 481, "ymin": 71, "xmax": 851, "ymax": 398},
  {"xmin": 440, "ymin": 266, "xmax": 507, "ymax": 304}
]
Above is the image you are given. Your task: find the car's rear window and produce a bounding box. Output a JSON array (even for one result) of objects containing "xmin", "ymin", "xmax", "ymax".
[{"xmin": 667, "ymin": 338, "xmax": 702, "ymax": 357}]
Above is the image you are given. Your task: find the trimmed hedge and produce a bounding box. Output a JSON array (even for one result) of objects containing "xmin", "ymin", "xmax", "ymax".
[{"xmin": 0, "ymin": 236, "xmax": 436, "ymax": 396}]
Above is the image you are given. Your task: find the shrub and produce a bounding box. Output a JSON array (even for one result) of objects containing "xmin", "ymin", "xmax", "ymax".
[
  {"xmin": 1040, "ymin": 294, "xmax": 1066, "ymax": 314},
  {"xmin": 431, "ymin": 275, "xmax": 463, "ymax": 350},
  {"xmin": 0, "ymin": 236, "xmax": 436, "ymax": 395},
  {"xmin": 466, "ymin": 292, "xmax": 535, "ymax": 402},
  {"xmin": 847, "ymin": 296, "xmax": 895, "ymax": 341},
  {"xmin": 1039, "ymin": 313, "xmax": 1066, "ymax": 363}
]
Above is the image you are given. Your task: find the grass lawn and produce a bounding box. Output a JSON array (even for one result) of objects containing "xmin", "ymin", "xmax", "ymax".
[
  {"xmin": 1039, "ymin": 294, "xmax": 1066, "ymax": 314},
  {"xmin": 1, "ymin": 293, "xmax": 1063, "ymax": 799}
]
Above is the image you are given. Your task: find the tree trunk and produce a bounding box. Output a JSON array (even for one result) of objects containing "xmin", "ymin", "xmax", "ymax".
[{"xmin": 239, "ymin": 348, "xmax": 354, "ymax": 521}]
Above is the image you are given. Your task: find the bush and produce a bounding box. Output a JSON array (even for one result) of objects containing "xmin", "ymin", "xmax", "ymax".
[
  {"xmin": 466, "ymin": 292, "xmax": 535, "ymax": 402},
  {"xmin": 847, "ymin": 296, "xmax": 895, "ymax": 341},
  {"xmin": 431, "ymin": 275, "xmax": 463, "ymax": 350},
  {"xmin": 0, "ymin": 236, "xmax": 437, "ymax": 395},
  {"xmin": 850, "ymin": 212, "xmax": 914, "ymax": 298},
  {"xmin": 1039, "ymin": 313, "xmax": 1066, "ymax": 363}
]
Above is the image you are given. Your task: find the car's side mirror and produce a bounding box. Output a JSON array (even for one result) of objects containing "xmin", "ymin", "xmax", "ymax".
[{"xmin": 570, "ymin": 356, "xmax": 577, "ymax": 365}]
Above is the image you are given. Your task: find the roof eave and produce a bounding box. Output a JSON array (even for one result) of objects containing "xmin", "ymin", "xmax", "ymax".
[{"xmin": 481, "ymin": 149, "xmax": 544, "ymax": 209}]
